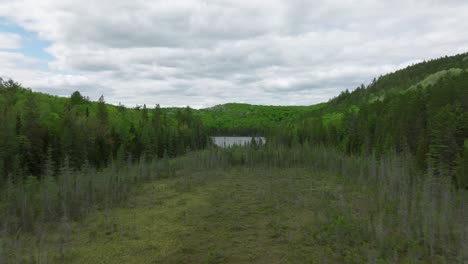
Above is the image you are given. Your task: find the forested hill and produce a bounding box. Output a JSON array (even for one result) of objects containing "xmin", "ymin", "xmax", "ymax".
[
  {"xmin": 273, "ymin": 52, "xmax": 468, "ymax": 188},
  {"xmin": 329, "ymin": 52, "xmax": 468, "ymax": 108},
  {"xmin": 0, "ymin": 81, "xmax": 209, "ymax": 179},
  {"xmin": 196, "ymin": 103, "xmax": 325, "ymax": 135},
  {"xmin": 194, "ymin": 53, "xmax": 468, "ymax": 136}
]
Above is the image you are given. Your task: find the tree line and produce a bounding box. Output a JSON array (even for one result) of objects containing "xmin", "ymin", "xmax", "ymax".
[
  {"xmin": 0, "ymin": 79, "xmax": 209, "ymax": 183},
  {"xmin": 270, "ymin": 67, "xmax": 468, "ymax": 188}
]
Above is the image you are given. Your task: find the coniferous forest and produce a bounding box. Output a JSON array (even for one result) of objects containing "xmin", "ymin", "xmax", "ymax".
[
  {"xmin": 1, "ymin": 53, "xmax": 467, "ymax": 263},
  {"xmin": 270, "ymin": 54, "xmax": 468, "ymax": 188},
  {"xmin": 0, "ymin": 80, "xmax": 209, "ymax": 179}
]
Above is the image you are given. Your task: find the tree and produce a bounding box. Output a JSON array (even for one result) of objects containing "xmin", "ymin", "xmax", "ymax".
[
  {"xmin": 20, "ymin": 94, "xmax": 45, "ymax": 177},
  {"xmin": 141, "ymin": 104, "xmax": 148, "ymax": 125},
  {"xmin": 97, "ymin": 95, "xmax": 108, "ymax": 125},
  {"xmin": 70, "ymin": 91, "xmax": 84, "ymax": 106}
]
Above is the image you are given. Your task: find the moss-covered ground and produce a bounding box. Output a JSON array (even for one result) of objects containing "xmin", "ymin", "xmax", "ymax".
[{"xmin": 9, "ymin": 166, "xmax": 379, "ymax": 263}]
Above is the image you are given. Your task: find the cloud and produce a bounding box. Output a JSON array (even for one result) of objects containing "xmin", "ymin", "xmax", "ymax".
[{"xmin": 0, "ymin": 0, "xmax": 467, "ymax": 107}]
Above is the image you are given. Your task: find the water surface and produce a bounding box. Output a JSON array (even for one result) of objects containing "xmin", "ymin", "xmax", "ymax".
[{"xmin": 212, "ymin": 137, "xmax": 265, "ymax": 147}]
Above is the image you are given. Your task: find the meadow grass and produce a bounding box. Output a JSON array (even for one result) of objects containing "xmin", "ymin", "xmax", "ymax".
[{"xmin": 1, "ymin": 145, "xmax": 466, "ymax": 263}]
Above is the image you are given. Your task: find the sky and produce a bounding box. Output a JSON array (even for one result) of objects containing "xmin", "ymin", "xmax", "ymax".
[{"xmin": 0, "ymin": 0, "xmax": 467, "ymax": 108}]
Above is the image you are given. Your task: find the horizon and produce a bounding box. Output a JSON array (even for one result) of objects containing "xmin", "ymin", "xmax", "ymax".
[
  {"xmin": 4, "ymin": 53, "xmax": 461, "ymax": 110},
  {"xmin": 1, "ymin": 1, "xmax": 468, "ymax": 108}
]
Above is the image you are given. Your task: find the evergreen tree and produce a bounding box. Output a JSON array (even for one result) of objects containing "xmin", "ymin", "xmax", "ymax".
[
  {"xmin": 97, "ymin": 95, "xmax": 108, "ymax": 125},
  {"xmin": 20, "ymin": 94, "xmax": 45, "ymax": 176},
  {"xmin": 70, "ymin": 91, "xmax": 84, "ymax": 106}
]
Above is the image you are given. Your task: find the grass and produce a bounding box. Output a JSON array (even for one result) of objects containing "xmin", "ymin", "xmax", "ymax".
[
  {"xmin": 4, "ymin": 166, "xmax": 375, "ymax": 263},
  {"xmin": 2, "ymin": 146, "xmax": 466, "ymax": 263}
]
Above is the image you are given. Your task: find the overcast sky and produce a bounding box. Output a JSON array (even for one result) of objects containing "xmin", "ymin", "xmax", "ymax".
[{"xmin": 0, "ymin": 0, "xmax": 467, "ymax": 108}]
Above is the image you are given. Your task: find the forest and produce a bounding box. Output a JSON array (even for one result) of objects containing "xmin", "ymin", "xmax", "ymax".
[
  {"xmin": 0, "ymin": 81, "xmax": 209, "ymax": 179},
  {"xmin": 271, "ymin": 55, "xmax": 468, "ymax": 189},
  {"xmin": 0, "ymin": 53, "xmax": 467, "ymax": 263}
]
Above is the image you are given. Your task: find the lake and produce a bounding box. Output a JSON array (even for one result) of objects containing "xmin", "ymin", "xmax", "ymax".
[{"xmin": 212, "ymin": 136, "xmax": 265, "ymax": 147}]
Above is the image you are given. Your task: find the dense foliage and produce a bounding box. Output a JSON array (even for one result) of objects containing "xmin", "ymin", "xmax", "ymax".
[
  {"xmin": 270, "ymin": 53, "xmax": 468, "ymax": 188},
  {"xmin": 0, "ymin": 79, "xmax": 209, "ymax": 182},
  {"xmin": 196, "ymin": 103, "xmax": 325, "ymax": 136}
]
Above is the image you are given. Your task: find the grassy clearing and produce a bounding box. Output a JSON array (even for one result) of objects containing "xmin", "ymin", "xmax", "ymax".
[
  {"xmin": 3, "ymin": 166, "xmax": 375, "ymax": 263},
  {"xmin": 2, "ymin": 145, "xmax": 467, "ymax": 263}
]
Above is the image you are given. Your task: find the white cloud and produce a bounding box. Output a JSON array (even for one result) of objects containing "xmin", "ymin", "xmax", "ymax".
[{"xmin": 0, "ymin": 0, "xmax": 467, "ymax": 107}]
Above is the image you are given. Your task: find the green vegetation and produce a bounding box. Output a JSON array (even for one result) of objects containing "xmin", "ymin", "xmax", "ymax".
[
  {"xmin": 0, "ymin": 79, "xmax": 209, "ymax": 179},
  {"xmin": 196, "ymin": 103, "xmax": 326, "ymax": 136},
  {"xmin": 1, "ymin": 52, "xmax": 468, "ymax": 263},
  {"xmin": 196, "ymin": 54, "xmax": 468, "ymax": 187},
  {"xmin": 2, "ymin": 144, "xmax": 466, "ymax": 263},
  {"xmin": 270, "ymin": 54, "xmax": 468, "ymax": 188}
]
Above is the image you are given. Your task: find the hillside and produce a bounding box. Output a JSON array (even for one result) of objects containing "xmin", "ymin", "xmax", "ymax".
[
  {"xmin": 196, "ymin": 103, "xmax": 325, "ymax": 135},
  {"xmin": 193, "ymin": 53, "xmax": 468, "ymax": 187},
  {"xmin": 195, "ymin": 53, "xmax": 468, "ymax": 137},
  {"xmin": 270, "ymin": 53, "xmax": 468, "ymax": 187}
]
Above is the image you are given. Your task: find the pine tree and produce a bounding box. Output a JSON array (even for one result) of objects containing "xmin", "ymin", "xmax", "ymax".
[
  {"xmin": 70, "ymin": 91, "xmax": 84, "ymax": 106},
  {"xmin": 20, "ymin": 94, "xmax": 44, "ymax": 177},
  {"xmin": 97, "ymin": 95, "xmax": 108, "ymax": 126}
]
